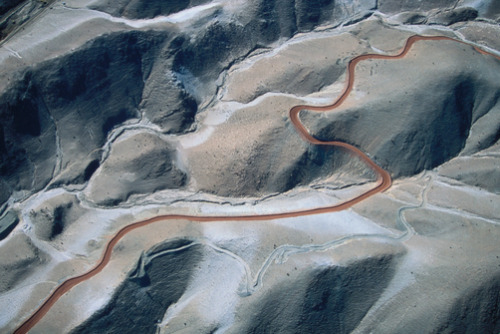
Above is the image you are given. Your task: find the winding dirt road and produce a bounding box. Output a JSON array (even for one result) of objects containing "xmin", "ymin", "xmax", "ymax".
[{"xmin": 13, "ymin": 35, "xmax": 500, "ymax": 333}]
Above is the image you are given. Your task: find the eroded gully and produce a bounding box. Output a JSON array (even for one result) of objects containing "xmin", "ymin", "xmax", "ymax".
[{"xmin": 14, "ymin": 35, "xmax": 500, "ymax": 334}]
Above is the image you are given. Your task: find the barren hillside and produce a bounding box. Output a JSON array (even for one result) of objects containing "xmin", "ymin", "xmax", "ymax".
[{"xmin": 1, "ymin": 0, "xmax": 500, "ymax": 333}]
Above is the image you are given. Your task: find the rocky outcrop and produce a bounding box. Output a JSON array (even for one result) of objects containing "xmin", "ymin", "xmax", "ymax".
[
  {"xmin": 29, "ymin": 193, "xmax": 85, "ymax": 241},
  {"xmin": 140, "ymin": 62, "xmax": 199, "ymax": 134},
  {"xmin": 390, "ymin": 7, "xmax": 479, "ymax": 25},
  {"xmin": 427, "ymin": 7, "xmax": 478, "ymax": 25}
]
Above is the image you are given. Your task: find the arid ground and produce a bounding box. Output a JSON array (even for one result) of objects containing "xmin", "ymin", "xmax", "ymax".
[{"xmin": 1, "ymin": 0, "xmax": 500, "ymax": 333}]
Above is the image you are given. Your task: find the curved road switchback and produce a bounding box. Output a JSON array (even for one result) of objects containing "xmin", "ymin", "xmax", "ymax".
[{"xmin": 13, "ymin": 34, "xmax": 500, "ymax": 334}]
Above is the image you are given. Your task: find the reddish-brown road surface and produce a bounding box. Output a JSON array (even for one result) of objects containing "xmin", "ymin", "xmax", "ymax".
[{"xmin": 13, "ymin": 35, "xmax": 500, "ymax": 333}]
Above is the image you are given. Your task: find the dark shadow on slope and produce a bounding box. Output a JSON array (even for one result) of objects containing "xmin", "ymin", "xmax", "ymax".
[
  {"xmin": 90, "ymin": 0, "xmax": 211, "ymax": 20},
  {"xmin": 436, "ymin": 273, "xmax": 500, "ymax": 333},
  {"xmin": 29, "ymin": 194, "xmax": 85, "ymax": 241},
  {"xmin": 172, "ymin": 0, "xmax": 344, "ymax": 82},
  {"xmin": 377, "ymin": 0, "xmax": 456, "ymax": 14},
  {"xmin": 306, "ymin": 74, "xmax": 481, "ymax": 179},
  {"xmin": 72, "ymin": 238, "xmax": 203, "ymax": 334},
  {"xmin": 0, "ymin": 74, "xmax": 56, "ymax": 202},
  {"xmin": 244, "ymin": 255, "xmax": 397, "ymax": 334},
  {"xmin": 0, "ymin": 30, "xmax": 172, "ymax": 202}
]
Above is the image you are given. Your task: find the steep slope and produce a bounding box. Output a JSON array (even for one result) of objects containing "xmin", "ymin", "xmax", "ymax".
[
  {"xmin": 1, "ymin": 1, "xmax": 500, "ymax": 333},
  {"xmin": 85, "ymin": 132, "xmax": 187, "ymax": 206},
  {"xmin": 72, "ymin": 239, "xmax": 204, "ymax": 334},
  {"xmin": 301, "ymin": 25, "xmax": 500, "ymax": 177},
  {"xmin": 0, "ymin": 30, "xmax": 172, "ymax": 202}
]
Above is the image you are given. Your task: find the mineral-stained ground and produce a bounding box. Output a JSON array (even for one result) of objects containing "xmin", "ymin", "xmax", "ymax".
[{"xmin": 1, "ymin": 0, "xmax": 500, "ymax": 333}]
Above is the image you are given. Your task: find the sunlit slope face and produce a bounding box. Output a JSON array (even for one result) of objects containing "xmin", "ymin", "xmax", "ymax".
[
  {"xmin": 0, "ymin": 0, "xmax": 368, "ymax": 205},
  {"xmin": 301, "ymin": 32, "xmax": 500, "ymax": 178},
  {"xmin": 1, "ymin": 0, "xmax": 500, "ymax": 333},
  {"xmin": 1, "ymin": 0, "xmax": 499, "ymax": 205},
  {"xmin": 0, "ymin": 31, "xmax": 172, "ymax": 201}
]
